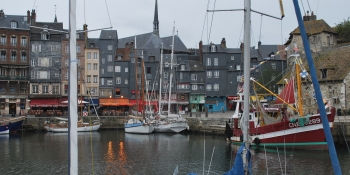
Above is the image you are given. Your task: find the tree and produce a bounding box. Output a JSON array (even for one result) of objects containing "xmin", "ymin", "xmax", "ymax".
[{"xmin": 335, "ymin": 17, "xmax": 350, "ymax": 44}]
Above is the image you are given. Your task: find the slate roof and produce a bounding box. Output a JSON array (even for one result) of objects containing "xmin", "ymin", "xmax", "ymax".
[
  {"xmin": 257, "ymin": 44, "xmax": 285, "ymax": 61},
  {"xmin": 292, "ymin": 19, "xmax": 336, "ymax": 35},
  {"xmin": 87, "ymin": 38, "xmax": 100, "ymax": 48},
  {"xmin": 188, "ymin": 60, "xmax": 204, "ymax": 71},
  {"xmin": 117, "ymin": 32, "xmax": 189, "ymax": 53},
  {"xmin": 0, "ymin": 14, "xmax": 30, "ymax": 29},
  {"xmin": 31, "ymin": 22, "xmax": 63, "ymax": 34},
  {"xmin": 99, "ymin": 30, "xmax": 118, "ymax": 39}
]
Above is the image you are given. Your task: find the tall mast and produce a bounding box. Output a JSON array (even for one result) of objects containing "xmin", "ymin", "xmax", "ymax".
[
  {"xmin": 134, "ymin": 36, "xmax": 139, "ymax": 115},
  {"xmin": 295, "ymin": 59, "xmax": 303, "ymax": 116},
  {"xmin": 158, "ymin": 44, "xmax": 163, "ymax": 114},
  {"xmin": 242, "ymin": 0, "xmax": 251, "ymax": 174},
  {"xmin": 293, "ymin": 0, "xmax": 342, "ymax": 174},
  {"xmin": 167, "ymin": 23, "xmax": 175, "ymax": 115},
  {"xmin": 68, "ymin": 0, "xmax": 78, "ymax": 174}
]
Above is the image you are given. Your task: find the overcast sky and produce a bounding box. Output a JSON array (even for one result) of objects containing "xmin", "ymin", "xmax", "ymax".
[{"xmin": 2, "ymin": 0, "xmax": 350, "ymax": 48}]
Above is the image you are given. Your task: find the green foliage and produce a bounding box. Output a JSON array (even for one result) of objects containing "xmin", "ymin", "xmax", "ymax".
[{"xmin": 335, "ymin": 17, "xmax": 350, "ymax": 43}]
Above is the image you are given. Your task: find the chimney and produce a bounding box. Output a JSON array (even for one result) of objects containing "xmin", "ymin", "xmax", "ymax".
[
  {"xmin": 83, "ymin": 24, "xmax": 88, "ymax": 48},
  {"xmin": 199, "ymin": 40, "xmax": 203, "ymax": 63},
  {"xmin": 258, "ymin": 41, "xmax": 261, "ymax": 47},
  {"xmin": 0, "ymin": 10, "xmax": 4, "ymax": 19},
  {"xmin": 240, "ymin": 42, "xmax": 244, "ymax": 51},
  {"xmin": 31, "ymin": 9, "xmax": 36, "ymax": 24},
  {"xmin": 221, "ymin": 38, "xmax": 226, "ymax": 49},
  {"xmin": 303, "ymin": 10, "xmax": 317, "ymax": 22},
  {"xmin": 27, "ymin": 10, "xmax": 31, "ymax": 24}
]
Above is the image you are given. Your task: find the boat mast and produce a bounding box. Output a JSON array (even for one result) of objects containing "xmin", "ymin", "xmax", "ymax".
[
  {"xmin": 167, "ymin": 23, "xmax": 175, "ymax": 115},
  {"xmin": 292, "ymin": 0, "xmax": 342, "ymax": 174},
  {"xmin": 295, "ymin": 59, "xmax": 303, "ymax": 116},
  {"xmin": 158, "ymin": 44, "xmax": 163, "ymax": 114},
  {"xmin": 134, "ymin": 36, "xmax": 139, "ymax": 115},
  {"xmin": 68, "ymin": 0, "xmax": 78, "ymax": 174},
  {"xmin": 242, "ymin": 0, "xmax": 251, "ymax": 173}
]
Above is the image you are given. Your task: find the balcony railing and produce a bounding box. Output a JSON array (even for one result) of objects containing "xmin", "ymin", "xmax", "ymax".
[{"xmin": 0, "ymin": 76, "xmax": 30, "ymax": 81}]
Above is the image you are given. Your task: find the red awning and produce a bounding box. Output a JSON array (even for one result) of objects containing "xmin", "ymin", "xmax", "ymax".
[
  {"xmin": 30, "ymin": 98, "xmax": 60, "ymax": 107},
  {"xmin": 227, "ymin": 96, "xmax": 238, "ymax": 100},
  {"xmin": 99, "ymin": 98, "xmax": 133, "ymax": 106}
]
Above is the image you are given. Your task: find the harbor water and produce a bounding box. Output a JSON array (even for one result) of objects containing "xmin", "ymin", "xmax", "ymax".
[{"xmin": 0, "ymin": 131, "xmax": 349, "ymax": 175}]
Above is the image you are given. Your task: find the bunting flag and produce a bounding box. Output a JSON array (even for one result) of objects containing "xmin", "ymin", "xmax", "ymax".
[
  {"xmin": 300, "ymin": 70, "xmax": 308, "ymax": 78},
  {"xmin": 294, "ymin": 43, "xmax": 299, "ymax": 53}
]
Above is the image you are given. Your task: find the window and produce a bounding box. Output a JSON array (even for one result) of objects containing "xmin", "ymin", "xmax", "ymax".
[
  {"xmin": 192, "ymin": 84, "xmax": 198, "ymax": 90},
  {"xmin": 0, "ymin": 68, "xmax": 6, "ymax": 76},
  {"xmin": 107, "ymin": 66, "xmax": 113, "ymax": 72},
  {"xmin": 64, "ymin": 58, "xmax": 68, "ymax": 67},
  {"xmin": 101, "ymin": 78, "xmax": 105, "ymax": 85},
  {"xmin": 214, "ymin": 58, "xmax": 218, "ymax": 66},
  {"xmin": 131, "ymin": 57, "xmax": 135, "ymax": 63},
  {"xmin": 116, "ymin": 77, "xmax": 121, "ymax": 84},
  {"xmin": 93, "ymin": 52, "xmax": 98, "ymax": 59},
  {"xmin": 54, "ymin": 72, "xmax": 59, "ymax": 77},
  {"xmin": 180, "ymin": 72, "xmax": 183, "ymax": 79},
  {"xmin": 31, "ymin": 59, "xmax": 36, "ymax": 66},
  {"xmin": 11, "ymin": 22, "xmax": 17, "ymax": 28},
  {"xmin": 32, "ymin": 85, "xmax": 38, "ymax": 93},
  {"xmin": 115, "ymin": 66, "xmax": 121, "ymax": 72},
  {"xmin": 108, "ymin": 55, "xmax": 112, "ymax": 61},
  {"xmin": 147, "ymin": 67, "xmax": 151, "ymax": 74},
  {"xmin": 31, "ymin": 71, "xmax": 37, "ymax": 79},
  {"xmin": 93, "ymin": 75, "xmax": 98, "ymax": 83},
  {"xmin": 77, "ymin": 58, "xmax": 81, "ymax": 67},
  {"xmin": 321, "ymin": 69, "xmax": 327, "ymax": 79},
  {"xmin": 108, "ymin": 45, "xmax": 112, "ymax": 50},
  {"xmin": 191, "ymin": 74, "xmax": 197, "ymax": 80},
  {"xmin": 87, "ymin": 52, "xmax": 91, "ymax": 59},
  {"xmin": 38, "ymin": 71, "xmax": 50, "ymax": 79},
  {"xmin": 181, "ymin": 64, "xmax": 185, "ymax": 70},
  {"xmin": 207, "ymin": 71, "xmax": 212, "ymax": 78},
  {"xmin": 107, "ymin": 78, "xmax": 113, "ymax": 85},
  {"xmin": 52, "ymin": 85, "xmax": 59, "ymax": 94},
  {"xmin": 206, "ymin": 84, "xmax": 212, "ymax": 91},
  {"xmin": 236, "ymin": 65, "xmax": 241, "ymax": 70},
  {"xmin": 10, "ymin": 69, "xmax": 16, "ymax": 76},
  {"xmin": 94, "ymin": 63, "xmax": 98, "ymax": 70},
  {"xmin": 271, "ymin": 74, "xmax": 275, "ymax": 81},
  {"xmin": 39, "ymin": 57, "xmax": 51, "ymax": 67},
  {"xmin": 41, "ymin": 31, "xmax": 49, "ymax": 40},
  {"xmin": 101, "ymin": 68, "xmax": 104, "ymax": 74},
  {"xmin": 87, "ymin": 63, "xmax": 91, "ymax": 70},
  {"xmin": 65, "ymin": 45, "xmax": 69, "ymax": 53},
  {"xmin": 0, "ymin": 50, "xmax": 6, "ymax": 60},
  {"xmin": 271, "ymin": 63, "xmax": 276, "ymax": 69},
  {"xmin": 231, "ymin": 56, "xmax": 234, "ymax": 60},
  {"xmin": 164, "ymin": 72, "xmax": 168, "ymax": 78},
  {"xmin": 100, "ymin": 90, "xmax": 104, "ymax": 96},
  {"xmin": 65, "ymin": 72, "xmax": 68, "ymax": 79},
  {"xmin": 125, "ymin": 67, "xmax": 128, "ymax": 72},
  {"xmin": 50, "ymin": 45, "xmax": 58, "ymax": 52},
  {"xmin": 21, "ymin": 37, "xmax": 27, "ymax": 46},
  {"xmin": 32, "ymin": 44, "xmax": 41, "ymax": 52},
  {"xmin": 11, "ymin": 51, "xmax": 16, "ymax": 61},
  {"xmin": 214, "ymin": 84, "xmax": 219, "ymax": 91},
  {"xmin": 125, "ymin": 79, "xmax": 128, "ymax": 84},
  {"xmin": 42, "ymin": 85, "xmax": 49, "ymax": 94},
  {"xmin": 117, "ymin": 56, "xmax": 122, "ymax": 60},
  {"xmin": 87, "ymin": 75, "xmax": 91, "ymax": 83},
  {"xmin": 11, "ymin": 36, "xmax": 17, "ymax": 46},
  {"xmin": 207, "ymin": 58, "xmax": 211, "ymax": 66},
  {"xmin": 108, "ymin": 90, "xmax": 112, "ymax": 96},
  {"xmin": 214, "ymin": 71, "xmax": 219, "ymax": 78},
  {"xmin": 76, "ymin": 45, "xmax": 81, "ymax": 53},
  {"xmin": 0, "ymin": 35, "xmax": 6, "ymax": 45},
  {"xmin": 20, "ymin": 69, "xmax": 26, "ymax": 76},
  {"xmin": 237, "ymin": 75, "xmax": 242, "ymax": 82},
  {"xmin": 211, "ymin": 45, "xmax": 216, "ymax": 52},
  {"xmin": 102, "ymin": 58, "xmax": 105, "ymax": 64}
]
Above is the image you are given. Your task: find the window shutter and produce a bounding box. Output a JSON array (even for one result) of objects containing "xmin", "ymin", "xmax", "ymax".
[
  {"xmin": 39, "ymin": 45, "xmax": 41, "ymax": 52},
  {"xmin": 49, "ymin": 58, "xmax": 52, "ymax": 66},
  {"xmin": 47, "ymin": 71, "xmax": 50, "ymax": 79},
  {"xmin": 38, "ymin": 58, "xmax": 41, "ymax": 66},
  {"xmin": 32, "ymin": 45, "xmax": 35, "ymax": 52}
]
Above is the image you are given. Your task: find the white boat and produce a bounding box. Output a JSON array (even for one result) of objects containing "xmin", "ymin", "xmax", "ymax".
[
  {"xmin": 124, "ymin": 116, "xmax": 154, "ymax": 134},
  {"xmin": 153, "ymin": 24, "xmax": 189, "ymax": 133},
  {"xmin": 44, "ymin": 117, "xmax": 101, "ymax": 133}
]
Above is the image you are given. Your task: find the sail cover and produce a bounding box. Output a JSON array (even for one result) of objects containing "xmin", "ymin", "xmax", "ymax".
[{"xmin": 274, "ymin": 78, "xmax": 295, "ymax": 104}]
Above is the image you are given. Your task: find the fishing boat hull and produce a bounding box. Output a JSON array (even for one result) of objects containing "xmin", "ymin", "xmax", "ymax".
[
  {"xmin": 230, "ymin": 108, "xmax": 336, "ymax": 149},
  {"xmin": 0, "ymin": 116, "xmax": 26, "ymax": 133},
  {"xmin": 44, "ymin": 124, "xmax": 101, "ymax": 132},
  {"xmin": 0, "ymin": 125, "xmax": 9, "ymax": 134},
  {"xmin": 124, "ymin": 124, "xmax": 154, "ymax": 134}
]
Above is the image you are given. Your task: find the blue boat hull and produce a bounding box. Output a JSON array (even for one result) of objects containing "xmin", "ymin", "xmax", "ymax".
[
  {"xmin": 9, "ymin": 120, "xmax": 24, "ymax": 133},
  {"xmin": 0, "ymin": 125, "xmax": 9, "ymax": 134}
]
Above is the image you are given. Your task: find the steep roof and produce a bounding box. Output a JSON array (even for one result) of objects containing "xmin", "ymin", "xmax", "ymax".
[
  {"xmin": 0, "ymin": 14, "xmax": 30, "ymax": 29},
  {"xmin": 99, "ymin": 30, "xmax": 118, "ymax": 39},
  {"xmin": 257, "ymin": 44, "xmax": 285, "ymax": 61},
  {"xmin": 188, "ymin": 60, "xmax": 204, "ymax": 71},
  {"xmin": 31, "ymin": 22, "xmax": 63, "ymax": 34},
  {"xmin": 292, "ymin": 19, "xmax": 336, "ymax": 35},
  {"xmin": 87, "ymin": 38, "xmax": 100, "ymax": 48}
]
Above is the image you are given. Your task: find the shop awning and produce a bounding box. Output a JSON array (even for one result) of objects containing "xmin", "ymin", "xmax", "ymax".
[
  {"xmin": 30, "ymin": 98, "xmax": 60, "ymax": 107},
  {"xmin": 84, "ymin": 98, "xmax": 99, "ymax": 106},
  {"xmin": 100, "ymin": 98, "xmax": 133, "ymax": 106}
]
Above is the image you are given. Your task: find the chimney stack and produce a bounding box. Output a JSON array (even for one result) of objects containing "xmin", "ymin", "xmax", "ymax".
[
  {"xmin": 31, "ymin": 9, "xmax": 36, "ymax": 24},
  {"xmin": 199, "ymin": 40, "xmax": 203, "ymax": 63},
  {"xmin": 27, "ymin": 10, "xmax": 31, "ymax": 24},
  {"xmin": 303, "ymin": 10, "xmax": 317, "ymax": 21},
  {"xmin": 221, "ymin": 38, "xmax": 226, "ymax": 49},
  {"xmin": 0, "ymin": 10, "xmax": 4, "ymax": 19}
]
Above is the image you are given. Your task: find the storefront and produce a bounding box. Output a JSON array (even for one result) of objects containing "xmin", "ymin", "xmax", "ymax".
[
  {"xmin": 99, "ymin": 98, "xmax": 133, "ymax": 116},
  {"xmin": 0, "ymin": 95, "xmax": 29, "ymax": 116},
  {"xmin": 204, "ymin": 96, "xmax": 227, "ymax": 112},
  {"xmin": 189, "ymin": 94, "xmax": 205, "ymax": 112}
]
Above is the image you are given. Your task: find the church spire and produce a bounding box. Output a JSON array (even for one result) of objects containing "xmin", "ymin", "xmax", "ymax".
[
  {"xmin": 153, "ymin": 0, "xmax": 159, "ymax": 36},
  {"xmin": 54, "ymin": 5, "xmax": 57, "ymax": 22}
]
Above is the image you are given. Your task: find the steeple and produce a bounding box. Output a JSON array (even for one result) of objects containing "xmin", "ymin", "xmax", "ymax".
[
  {"xmin": 153, "ymin": 0, "xmax": 159, "ymax": 36},
  {"xmin": 54, "ymin": 5, "xmax": 57, "ymax": 22}
]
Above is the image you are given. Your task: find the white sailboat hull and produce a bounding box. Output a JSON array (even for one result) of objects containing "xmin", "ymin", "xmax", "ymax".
[
  {"xmin": 154, "ymin": 122, "xmax": 189, "ymax": 133},
  {"xmin": 125, "ymin": 125, "xmax": 154, "ymax": 134},
  {"xmin": 45, "ymin": 124, "xmax": 101, "ymax": 133}
]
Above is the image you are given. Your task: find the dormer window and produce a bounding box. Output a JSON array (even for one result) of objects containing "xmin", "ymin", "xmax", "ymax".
[
  {"xmin": 117, "ymin": 56, "xmax": 122, "ymax": 60},
  {"xmin": 211, "ymin": 45, "xmax": 216, "ymax": 52},
  {"xmin": 90, "ymin": 43, "xmax": 95, "ymax": 47},
  {"xmin": 321, "ymin": 69, "xmax": 327, "ymax": 79},
  {"xmin": 41, "ymin": 26, "xmax": 50, "ymax": 40},
  {"xmin": 11, "ymin": 21, "xmax": 17, "ymax": 28}
]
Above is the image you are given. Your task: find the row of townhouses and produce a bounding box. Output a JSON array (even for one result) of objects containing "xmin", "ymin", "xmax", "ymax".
[{"xmin": 1, "ymin": 3, "xmax": 347, "ymax": 116}]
